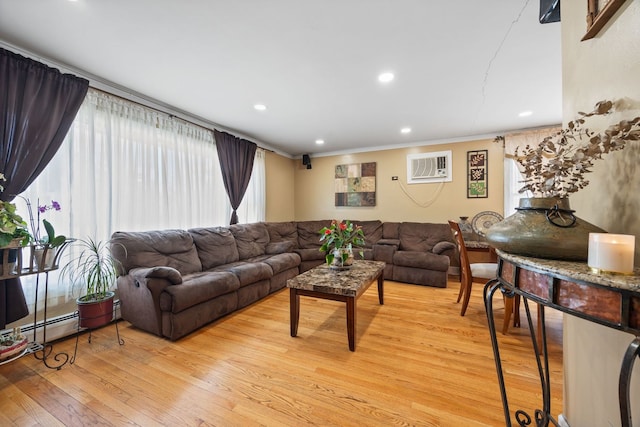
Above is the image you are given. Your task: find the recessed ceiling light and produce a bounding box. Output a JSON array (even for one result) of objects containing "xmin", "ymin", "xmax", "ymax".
[
  {"xmin": 378, "ymin": 72, "xmax": 394, "ymax": 83},
  {"xmin": 519, "ymin": 111, "xmax": 533, "ymax": 117},
  {"xmin": 315, "ymin": 139, "xmax": 325, "ymax": 145},
  {"xmin": 400, "ymin": 127, "xmax": 412, "ymax": 134},
  {"xmin": 254, "ymin": 104, "xmax": 267, "ymax": 111}
]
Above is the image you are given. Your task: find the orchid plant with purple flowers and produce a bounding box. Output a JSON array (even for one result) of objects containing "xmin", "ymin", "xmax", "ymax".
[{"xmin": 22, "ymin": 197, "xmax": 67, "ymax": 248}]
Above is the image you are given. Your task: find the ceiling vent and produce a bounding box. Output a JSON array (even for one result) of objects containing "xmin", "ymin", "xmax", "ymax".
[{"xmin": 407, "ymin": 151, "xmax": 452, "ymax": 184}]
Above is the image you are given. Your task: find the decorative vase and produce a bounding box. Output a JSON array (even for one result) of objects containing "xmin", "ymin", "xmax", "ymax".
[
  {"xmin": 485, "ymin": 197, "xmax": 605, "ymax": 261},
  {"xmin": 458, "ymin": 216, "xmax": 474, "ymax": 240},
  {"xmin": 330, "ymin": 247, "xmax": 354, "ymax": 270}
]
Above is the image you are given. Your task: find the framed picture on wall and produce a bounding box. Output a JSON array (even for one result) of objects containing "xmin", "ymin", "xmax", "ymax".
[
  {"xmin": 334, "ymin": 162, "xmax": 376, "ymax": 207},
  {"xmin": 582, "ymin": 0, "xmax": 628, "ymax": 41},
  {"xmin": 467, "ymin": 150, "xmax": 488, "ymax": 198}
]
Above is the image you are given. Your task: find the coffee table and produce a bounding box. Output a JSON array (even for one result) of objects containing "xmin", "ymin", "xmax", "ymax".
[{"xmin": 286, "ymin": 260, "xmax": 385, "ymax": 351}]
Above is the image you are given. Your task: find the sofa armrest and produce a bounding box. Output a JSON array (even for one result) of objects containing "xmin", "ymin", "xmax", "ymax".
[
  {"xmin": 432, "ymin": 241, "xmax": 456, "ymax": 255},
  {"xmin": 117, "ymin": 267, "xmax": 183, "ymax": 337},
  {"xmin": 373, "ymin": 243, "xmax": 397, "ymax": 264},
  {"xmin": 129, "ymin": 266, "xmax": 183, "ymax": 285}
]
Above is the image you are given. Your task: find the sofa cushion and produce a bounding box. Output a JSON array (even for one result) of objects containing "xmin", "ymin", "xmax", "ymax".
[
  {"xmin": 382, "ymin": 222, "xmax": 400, "ymax": 239},
  {"xmin": 230, "ymin": 223, "xmax": 270, "ymax": 260},
  {"xmin": 111, "ymin": 229, "xmax": 202, "ymax": 276},
  {"xmin": 264, "ymin": 221, "xmax": 298, "ymax": 245},
  {"xmin": 377, "ymin": 238, "xmax": 400, "ymax": 247},
  {"xmin": 188, "ymin": 227, "xmax": 240, "ymax": 269},
  {"xmin": 266, "ymin": 241, "xmax": 295, "ymax": 254},
  {"xmin": 213, "ymin": 260, "xmax": 272, "ymax": 287},
  {"xmin": 348, "ymin": 220, "xmax": 383, "ymax": 248},
  {"xmin": 294, "ymin": 247, "xmax": 326, "ymax": 262},
  {"xmin": 159, "ymin": 271, "xmax": 239, "ymax": 313},
  {"xmin": 398, "ymin": 222, "xmax": 454, "ymax": 252},
  {"xmin": 393, "ymin": 251, "xmax": 450, "ymax": 272},
  {"xmin": 261, "ymin": 252, "xmax": 301, "ymax": 275},
  {"xmin": 297, "ymin": 220, "xmax": 331, "ymax": 249}
]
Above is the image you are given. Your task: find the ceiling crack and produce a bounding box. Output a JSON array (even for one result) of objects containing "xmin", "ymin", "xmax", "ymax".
[{"xmin": 472, "ymin": 0, "xmax": 532, "ymax": 132}]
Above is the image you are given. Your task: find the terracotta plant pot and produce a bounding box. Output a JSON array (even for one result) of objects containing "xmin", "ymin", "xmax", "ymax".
[{"xmin": 77, "ymin": 291, "xmax": 115, "ymax": 329}]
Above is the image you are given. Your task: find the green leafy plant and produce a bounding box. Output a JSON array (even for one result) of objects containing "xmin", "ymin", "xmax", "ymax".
[
  {"xmin": 319, "ymin": 219, "xmax": 366, "ymax": 265},
  {"xmin": 0, "ymin": 174, "xmax": 29, "ymax": 247},
  {"xmin": 43, "ymin": 219, "xmax": 66, "ymax": 247},
  {"xmin": 509, "ymin": 100, "xmax": 640, "ymax": 198},
  {"xmin": 63, "ymin": 237, "xmax": 122, "ymax": 302}
]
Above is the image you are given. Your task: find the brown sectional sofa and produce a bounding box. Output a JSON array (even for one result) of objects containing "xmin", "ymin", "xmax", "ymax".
[{"xmin": 111, "ymin": 220, "xmax": 458, "ymax": 340}]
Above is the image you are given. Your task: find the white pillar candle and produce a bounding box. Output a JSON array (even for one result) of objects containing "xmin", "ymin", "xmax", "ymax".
[{"xmin": 588, "ymin": 233, "xmax": 635, "ymax": 274}]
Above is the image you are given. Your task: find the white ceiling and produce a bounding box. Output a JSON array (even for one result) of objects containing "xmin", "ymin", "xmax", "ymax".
[{"xmin": 0, "ymin": 0, "xmax": 562, "ymax": 157}]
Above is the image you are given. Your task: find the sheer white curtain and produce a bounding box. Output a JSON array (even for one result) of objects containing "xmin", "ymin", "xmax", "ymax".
[
  {"xmin": 10, "ymin": 89, "xmax": 265, "ymax": 337},
  {"xmin": 503, "ymin": 127, "xmax": 561, "ymax": 216}
]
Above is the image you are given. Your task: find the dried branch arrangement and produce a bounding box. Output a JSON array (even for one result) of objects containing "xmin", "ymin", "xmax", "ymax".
[{"xmin": 502, "ymin": 100, "xmax": 640, "ymax": 198}]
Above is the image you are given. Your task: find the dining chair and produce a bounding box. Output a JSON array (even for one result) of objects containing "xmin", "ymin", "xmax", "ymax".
[{"xmin": 448, "ymin": 220, "xmax": 498, "ymax": 317}]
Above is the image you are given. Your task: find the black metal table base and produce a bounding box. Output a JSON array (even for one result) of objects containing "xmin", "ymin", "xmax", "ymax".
[
  {"xmin": 485, "ymin": 278, "xmax": 639, "ymax": 427},
  {"xmin": 484, "ymin": 278, "xmax": 559, "ymax": 427},
  {"xmin": 620, "ymin": 337, "xmax": 640, "ymax": 427}
]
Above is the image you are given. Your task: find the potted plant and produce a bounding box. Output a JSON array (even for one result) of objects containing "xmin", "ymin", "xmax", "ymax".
[
  {"xmin": 486, "ymin": 100, "xmax": 640, "ymax": 260},
  {"xmin": 319, "ymin": 220, "xmax": 366, "ymax": 269},
  {"xmin": 0, "ymin": 175, "xmax": 30, "ymax": 275},
  {"xmin": 63, "ymin": 237, "xmax": 121, "ymax": 329},
  {"xmin": 19, "ymin": 197, "xmax": 67, "ymax": 270}
]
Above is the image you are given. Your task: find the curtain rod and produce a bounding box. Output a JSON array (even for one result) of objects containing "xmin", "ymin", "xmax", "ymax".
[{"xmin": 89, "ymin": 87, "xmax": 272, "ymax": 153}]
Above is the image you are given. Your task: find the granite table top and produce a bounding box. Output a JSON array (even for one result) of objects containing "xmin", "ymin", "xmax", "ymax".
[
  {"xmin": 286, "ymin": 260, "xmax": 385, "ymax": 297},
  {"xmin": 465, "ymin": 240, "xmax": 491, "ymax": 249},
  {"xmin": 497, "ymin": 250, "xmax": 640, "ymax": 293}
]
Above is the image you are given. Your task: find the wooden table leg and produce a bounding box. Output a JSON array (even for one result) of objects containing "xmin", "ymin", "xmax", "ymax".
[
  {"xmin": 377, "ymin": 273, "xmax": 384, "ymax": 305},
  {"xmin": 346, "ymin": 296, "xmax": 356, "ymax": 351},
  {"xmin": 290, "ymin": 288, "xmax": 299, "ymax": 337}
]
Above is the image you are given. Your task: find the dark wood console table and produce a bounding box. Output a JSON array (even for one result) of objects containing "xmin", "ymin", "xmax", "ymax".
[{"xmin": 484, "ymin": 250, "xmax": 640, "ymax": 427}]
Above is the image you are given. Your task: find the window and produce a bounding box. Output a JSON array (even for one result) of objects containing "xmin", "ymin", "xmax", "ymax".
[{"xmin": 10, "ymin": 89, "xmax": 265, "ymax": 338}]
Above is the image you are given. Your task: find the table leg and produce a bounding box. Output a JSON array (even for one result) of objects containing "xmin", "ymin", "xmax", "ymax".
[
  {"xmin": 290, "ymin": 288, "xmax": 300, "ymax": 337},
  {"xmin": 377, "ymin": 273, "xmax": 384, "ymax": 305},
  {"xmin": 619, "ymin": 337, "xmax": 640, "ymax": 427},
  {"xmin": 346, "ymin": 296, "xmax": 356, "ymax": 351}
]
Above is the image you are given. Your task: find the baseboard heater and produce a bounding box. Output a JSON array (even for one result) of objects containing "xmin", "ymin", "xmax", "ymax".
[{"xmin": 3, "ymin": 300, "xmax": 121, "ymax": 342}]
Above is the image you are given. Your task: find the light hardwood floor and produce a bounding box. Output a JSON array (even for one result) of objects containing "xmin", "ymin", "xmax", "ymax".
[{"xmin": 0, "ymin": 279, "xmax": 563, "ymax": 426}]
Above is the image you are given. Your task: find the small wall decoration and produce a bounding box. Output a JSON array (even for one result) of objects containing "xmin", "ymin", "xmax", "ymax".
[
  {"xmin": 582, "ymin": 0, "xmax": 628, "ymax": 41},
  {"xmin": 335, "ymin": 162, "xmax": 376, "ymax": 207},
  {"xmin": 467, "ymin": 150, "xmax": 488, "ymax": 198}
]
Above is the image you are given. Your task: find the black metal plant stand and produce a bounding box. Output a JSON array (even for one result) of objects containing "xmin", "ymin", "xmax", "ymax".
[
  {"xmin": 0, "ymin": 242, "xmax": 73, "ymax": 370},
  {"xmin": 70, "ymin": 307, "xmax": 124, "ymax": 365}
]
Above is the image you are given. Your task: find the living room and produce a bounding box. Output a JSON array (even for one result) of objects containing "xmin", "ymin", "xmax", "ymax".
[{"xmin": 1, "ymin": 1, "xmax": 639, "ymax": 426}]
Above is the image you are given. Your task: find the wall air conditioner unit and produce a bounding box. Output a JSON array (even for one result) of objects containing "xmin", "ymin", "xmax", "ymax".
[{"xmin": 406, "ymin": 150, "xmax": 452, "ymax": 184}]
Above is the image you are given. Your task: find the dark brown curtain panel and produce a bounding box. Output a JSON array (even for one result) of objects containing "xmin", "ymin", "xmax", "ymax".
[
  {"xmin": 214, "ymin": 130, "xmax": 257, "ymax": 225},
  {"xmin": 0, "ymin": 48, "xmax": 89, "ymax": 328}
]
